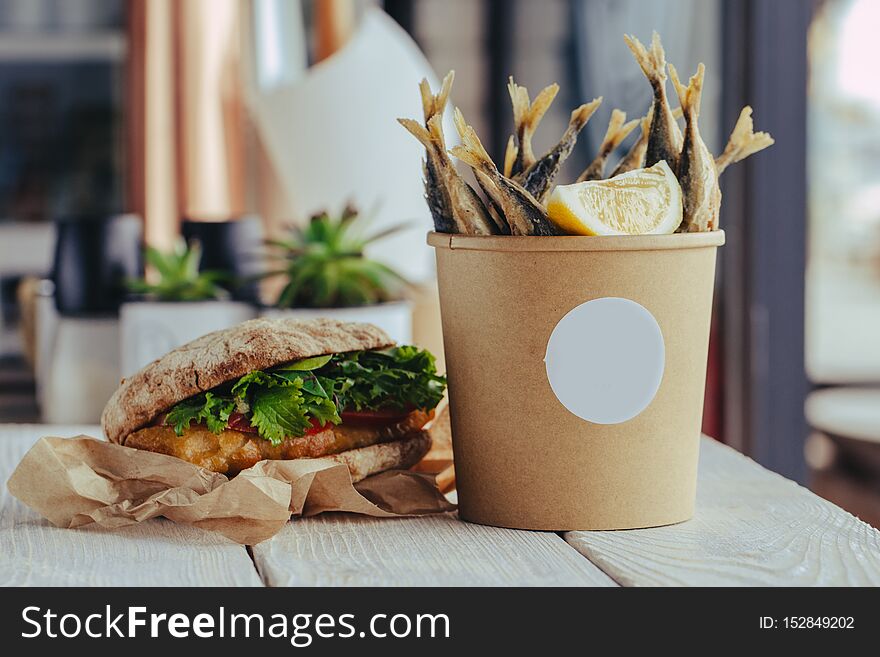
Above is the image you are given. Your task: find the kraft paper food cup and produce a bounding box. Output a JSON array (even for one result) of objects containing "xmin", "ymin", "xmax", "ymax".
[{"xmin": 428, "ymin": 230, "xmax": 725, "ymax": 530}]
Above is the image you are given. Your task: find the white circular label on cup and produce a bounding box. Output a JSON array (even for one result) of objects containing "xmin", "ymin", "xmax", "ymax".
[{"xmin": 544, "ymin": 297, "xmax": 665, "ymax": 425}]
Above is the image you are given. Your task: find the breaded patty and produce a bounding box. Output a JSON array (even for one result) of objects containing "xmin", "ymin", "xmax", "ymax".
[{"xmin": 124, "ymin": 409, "xmax": 433, "ymax": 476}]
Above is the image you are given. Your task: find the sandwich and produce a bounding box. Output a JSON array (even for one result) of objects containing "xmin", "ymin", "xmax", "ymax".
[{"xmin": 101, "ymin": 318, "xmax": 446, "ymax": 479}]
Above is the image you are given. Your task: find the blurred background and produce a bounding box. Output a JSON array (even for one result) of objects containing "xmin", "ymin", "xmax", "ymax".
[{"xmin": 0, "ymin": 0, "xmax": 877, "ymax": 524}]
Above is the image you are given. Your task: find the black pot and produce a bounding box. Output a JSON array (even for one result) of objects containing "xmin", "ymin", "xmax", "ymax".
[
  {"xmin": 52, "ymin": 214, "xmax": 142, "ymax": 316},
  {"xmin": 182, "ymin": 216, "xmax": 264, "ymax": 303}
]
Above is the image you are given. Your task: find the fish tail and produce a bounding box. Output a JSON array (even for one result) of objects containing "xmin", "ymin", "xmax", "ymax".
[
  {"xmin": 716, "ymin": 106, "xmax": 775, "ymax": 175},
  {"xmin": 690, "ymin": 63, "xmax": 705, "ymax": 117},
  {"xmin": 450, "ymin": 107, "xmax": 497, "ymax": 176},
  {"xmin": 419, "ymin": 70, "xmax": 455, "ymax": 122},
  {"xmin": 507, "ymin": 78, "xmax": 530, "ymax": 134},
  {"xmin": 623, "ymin": 34, "xmax": 652, "ymax": 77},
  {"xmin": 508, "ymin": 79, "xmax": 559, "ymax": 136},
  {"xmin": 602, "ymin": 109, "xmax": 639, "ymax": 151},
  {"xmin": 618, "ymin": 117, "xmax": 640, "ymax": 146},
  {"xmin": 451, "ymin": 105, "xmax": 473, "ymax": 147},
  {"xmin": 669, "ymin": 63, "xmax": 705, "ymax": 121},
  {"xmin": 503, "ymin": 135, "xmax": 518, "ymax": 177},
  {"xmin": 668, "ymin": 65, "xmax": 686, "ymax": 110},
  {"xmin": 729, "ymin": 107, "xmax": 755, "ymax": 145},
  {"xmin": 436, "ymin": 70, "xmax": 455, "ymax": 115},
  {"xmin": 525, "ymin": 83, "xmax": 559, "ymax": 134},
  {"xmin": 418, "ymin": 79, "xmax": 433, "ymax": 122},
  {"xmin": 427, "ymin": 115, "xmax": 448, "ymax": 151},
  {"xmin": 601, "ymin": 110, "xmax": 625, "ymax": 148},
  {"xmin": 398, "ymin": 117, "xmax": 434, "ymax": 151},
  {"xmin": 624, "ymin": 33, "xmax": 665, "ymax": 84},
  {"xmin": 570, "ymin": 97, "xmax": 603, "ymax": 132},
  {"xmin": 649, "ymin": 31, "xmax": 668, "ymax": 76}
]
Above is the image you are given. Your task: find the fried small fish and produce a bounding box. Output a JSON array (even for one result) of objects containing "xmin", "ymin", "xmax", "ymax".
[
  {"xmin": 451, "ymin": 108, "xmax": 559, "ymax": 236},
  {"xmin": 411, "ymin": 72, "xmax": 457, "ymax": 233},
  {"xmin": 715, "ymin": 106, "xmax": 775, "ymax": 175},
  {"xmin": 577, "ymin": 109, "xmax": 639, "ymax": 182},
  {"xmin": 518, "ymin": 98, "xmax": 602, "ymax": 203},
  {"xmin": 470, "ymin": 135, "xmax": 518, "ymax": 235},
  {"xmin": 472, "ymin": 168, "xmax": 512, "ymax": 235},
  {"xmin": 669, "ymin": 63, "xmax": 720, "ymax": 232},
  {"xmin": 508, "ymin": 79, "xmax": 559, "ymax": 176},
  {"xmin": 399, "ymin": 114, "xmax": 498, "ymax": 235},
  {"xmin": 625, "ymin": 32, "xmax": 683, "ymax": 172}
]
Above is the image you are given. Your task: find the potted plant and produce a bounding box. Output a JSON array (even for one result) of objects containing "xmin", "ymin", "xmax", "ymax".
[
  {"xmin": 119, "ymin": 238, "xmax": 256, "ymax": 377},
  {"xmin": 259, "ymin": 206, "xmax": 413, "ymax": 342}
]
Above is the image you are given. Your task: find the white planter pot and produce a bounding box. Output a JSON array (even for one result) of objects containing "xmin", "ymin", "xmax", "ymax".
[
  {"xmin": 261, "ymin": 301, "xmax": 413, "ymax": 344},
  {"xmin": 120, "ymin": 300, "xmax": 257, "ymax": 378},
  {"xmin": 42, "ymin": 316, "xmax": 120, "ymax": 424}
]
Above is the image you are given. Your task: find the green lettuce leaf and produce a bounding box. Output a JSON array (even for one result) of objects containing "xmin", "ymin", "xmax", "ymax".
[
  {"xmin": 230, "ymin": 370, "xmax": 287, "ymax": 398},
  {"xmin": 165, "ymin": 392, "xmax": 234, "ymax": 436},
  {"xmin": 163, "ymin": 345, "xmax": 445, "ymax": 444},
  {"xmin": 322, "ymin": 346, "xmax": 446, "ymax": 412},
  {"xmin": 248, "ymin": 377, "xmax": 340, "ymax": 446},
  {"xmin": 249, "ymin": 385, "xmax": 311, "ymax": 445}
]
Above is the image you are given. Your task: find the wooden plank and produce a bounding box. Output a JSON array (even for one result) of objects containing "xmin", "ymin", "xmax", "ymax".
[
  {"xmin": 252, "ymin": 512, "xmax": 617, "ymax": 587},
  {"xmin": 0, "ymin": 424, "xmax": 262, "ymax": 587},
  {"xmin": 564, "ymin": 437, "xmax": 880, "ymax": 586}
]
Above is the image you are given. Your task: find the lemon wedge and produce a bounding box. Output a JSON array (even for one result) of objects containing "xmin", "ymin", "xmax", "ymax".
[{"xmin": 547, "ymin": 160, "xmax": 682, "ymax": 235}]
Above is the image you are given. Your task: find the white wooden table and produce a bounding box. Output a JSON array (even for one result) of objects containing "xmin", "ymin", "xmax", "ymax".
[{"xmin": 2, "ymin": 424, "xmax": 879, "ymax": 587}]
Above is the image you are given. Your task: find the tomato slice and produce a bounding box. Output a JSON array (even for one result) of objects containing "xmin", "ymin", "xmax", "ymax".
[
  {"xmin": 227, "ymin": 412, "xmax": 258, "ymax": 434},
  {"xmin": 340, "ymin": 408, "xmax": 411, "ymax": 426},
  {"xmin": 304, "ymin": 417, "xmax": 329, "ymax": 435},
  {"xmin": 228, "ymin": 413, "xmax": 327, "ymax": 436}
]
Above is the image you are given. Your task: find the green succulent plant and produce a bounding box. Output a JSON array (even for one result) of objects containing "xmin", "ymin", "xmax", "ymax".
[
  {"xmin": 264, "ymin": 206, "xmax": 409, "ymax": 309},
  {"xmin": 127, "ymin": 238, "xmax": 229, "ymax": 302}
]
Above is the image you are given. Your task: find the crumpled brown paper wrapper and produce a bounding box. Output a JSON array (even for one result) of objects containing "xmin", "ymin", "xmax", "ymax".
[{"xmin": 6, "ymin": 435, "xmax": 456, "ymax": 544}]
